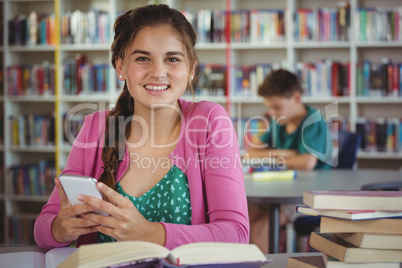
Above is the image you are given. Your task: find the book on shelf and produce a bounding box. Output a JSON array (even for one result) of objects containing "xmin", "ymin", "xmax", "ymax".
[
  {"xmin": 310, "ymin": 232, "xmax": 402, "ymax": 263},
  {"xmin": 232, "ymin": 116, "xmax": 269, "ymax": 151},
  {"xmin": 7, "ymin": 62, "xmax": 56, "ymax": 96},
  {"xmin": 9, "ymin": 160, "xmax": 55, "ymax": 196},
  {"xmin": 296, "ymin": 205, "xmax": 402, "ymax": 221},
  {"xmin": 334, "ymin": 233, "xmax": 402, "ymax": 250},
  {"xmin": 61, "ymin": 9, "xmax": 109, "ymax": 44},
  {"xmin": 319, "ymin": 217, "xmax": 402, "ymax": 234},
  {"xmin": 8, "ymin": 12, "xmax": 55, "ymax": 46},
  {"xmin": 295, "ymin": 60, "xmax": 350, "ymax": 97},
  {"xmin": 355, "ymin": 7, "xmax": 402, "ymax": 42},
  {"xmin": 303, "ymin": 190, "xmax": 402, "ymax": 211},
  {"xmin": 58, "ymin": 241, "xmax": 270, "ymax": 268},
  {"xmin": 355, "ymin": 117, "xmax": 401, "ymax": 153},
  {"xmin": 287, "ymin": 254, "xmax": 400, "ymax": 268},
  {"xmin": 356, "ymin": 59, "xmax": 402, "ymax": 97}
]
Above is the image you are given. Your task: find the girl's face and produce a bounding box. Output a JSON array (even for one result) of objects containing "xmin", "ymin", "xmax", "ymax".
[{"xmin": 116, "ymin": 25, "xmax": 193, "ymax": 111}]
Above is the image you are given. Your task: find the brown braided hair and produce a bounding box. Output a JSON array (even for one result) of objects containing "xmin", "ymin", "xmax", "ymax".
[{"xmin": 98, "ymin": 4, "xmax": 198, "ymax": 189}]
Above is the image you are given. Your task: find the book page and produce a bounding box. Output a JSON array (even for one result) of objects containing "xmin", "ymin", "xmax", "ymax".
[
  {"xmin": 46, "ymin": 247, "xmax": 77, "ymax": 268},
  {"xmin": 169, "ymin": 242, "xmax": 268, "ymax": 266}
]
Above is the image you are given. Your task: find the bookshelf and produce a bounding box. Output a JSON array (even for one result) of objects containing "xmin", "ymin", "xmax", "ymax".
[{"xmin": 0, "ymin": 0, "xmax": 401, "ymax": 246}]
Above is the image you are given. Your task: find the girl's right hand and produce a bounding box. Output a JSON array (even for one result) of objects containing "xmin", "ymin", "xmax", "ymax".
[{"xmin": 51, "ymin": 177, "xmax": 100, "ymax": 243}]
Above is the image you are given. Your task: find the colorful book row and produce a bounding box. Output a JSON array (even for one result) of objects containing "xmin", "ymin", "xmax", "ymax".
[
  {"xmin": 9, "ymin": 215, "xmax": 36, "ymax": 245},
  {"xmin": 294, "ymin": 4, "xmax": 351, "ymax": 42},
  {"xmin": 62, "ymin": 113, "xmax": 85, "ymax": 146},
  {"xmin": 182, "ymin": 64, "xmax": 227, "ymax": 97},
  {"xmin": 7, "ymin": 62, "xmax": 55, "ymax": 96},
  {"xmin": 356, "ymin": 59, "xmax": 402, "ymax": 97},
  {"xmin": 9, "ymin": 161, "xmax": 55, "ymax": 197},
  {"xmin": 296, "ymin": 60, "xmax": 350, "ymax": 97},
  {"xmin": 8, "ymin": 12, "xmax": 56, "ymax": 46},
  {"xmin": 232, "ymin": 117, "xmax": 269, "ymax": 151},
  {"xmin": 231, "ymin": 63, "xmax": 278, "ymax": 97},
  {"xmin": 183, "ymin": 9, "xmax": 286, "ymax": 44},
  {"xmin": 355, "ymin": 7, "xmax": 402, "ymax": 42},
  {"xmin": 356, "ymin": 117, "xmax": 402, "ymax": 153},
  {"xmin": 61, "ymin": 9, "xmax": 110, "ymax": 44},
  {"xmin": 9, "ymin": 113, "xmax": 55, "ymax": 147},
  {"xmin": 63, "ymin": 54, "xmax": 112, "ymax": 95}
]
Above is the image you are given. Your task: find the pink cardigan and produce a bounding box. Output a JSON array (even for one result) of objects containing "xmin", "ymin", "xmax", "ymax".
[{"xmin": 34, "ymin": 98, "xmax": 249, "ymax": 250}]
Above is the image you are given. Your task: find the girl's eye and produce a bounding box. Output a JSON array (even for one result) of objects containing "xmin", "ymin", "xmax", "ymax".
[
  {"xmin": 166, "ymin": 57, "xmax": 180, "ymax": 63},
  {"xmin": 136, "ymin": 57, "xmax": 149, "ymax": 62}
]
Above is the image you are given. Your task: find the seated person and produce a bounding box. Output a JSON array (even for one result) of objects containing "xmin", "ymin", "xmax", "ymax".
[
  {"xmin": 246, "ymin": 69, "xmax": 333, "ymax": 253},
  {"xmin": 34, "ymin": 4, "xmax": 249, "ymax": 250}
]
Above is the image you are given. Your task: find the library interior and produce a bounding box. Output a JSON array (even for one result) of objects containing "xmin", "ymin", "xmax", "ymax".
[{"xmin": 1, "ymin": 0, "xmax": 402, "ymax": 267}]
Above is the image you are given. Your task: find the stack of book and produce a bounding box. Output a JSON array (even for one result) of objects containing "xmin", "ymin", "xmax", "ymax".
[{"xmin": 289, "ymin": 190, "xmax": 402, "ymax": 267}]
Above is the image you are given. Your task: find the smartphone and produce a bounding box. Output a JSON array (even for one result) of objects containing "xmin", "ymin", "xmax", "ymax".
[{"xmin": 59, "ymin": 174, "xmax": 109, "ymax": 216}]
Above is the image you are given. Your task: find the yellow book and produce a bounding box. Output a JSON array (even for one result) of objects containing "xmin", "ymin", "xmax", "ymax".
[{"xmin": 252, "ymin": 170, "xmax": 297, "ymax": 181}]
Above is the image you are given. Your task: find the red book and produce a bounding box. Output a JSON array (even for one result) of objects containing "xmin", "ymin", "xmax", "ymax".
[
  {"xmin": 388, "ymin": 64, "xmax": 394, "ymax": 96},
  {"xmin": 331, "ymin": 63, "xmax": 339, "ymax": 96},
  {"xmin": 392, "ymin": 63, "xmax": 399, "ymax": 96}
]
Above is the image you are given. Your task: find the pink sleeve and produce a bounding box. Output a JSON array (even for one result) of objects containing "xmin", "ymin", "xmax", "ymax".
[{"xmin": 161, "ymin": 104, "xmax": 249, "ymax": 249}]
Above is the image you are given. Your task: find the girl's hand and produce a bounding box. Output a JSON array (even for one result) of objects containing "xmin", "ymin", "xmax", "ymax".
[
  {"xmin": 52, "ymin": 177, "xmax": 100, "ymax": 243},
  {"xmin": 79, "ymin": 182, "xmax": 166, "ymax": 246}
]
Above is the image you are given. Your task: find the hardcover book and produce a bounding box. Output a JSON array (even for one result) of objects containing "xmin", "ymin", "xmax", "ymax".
[
  {"xmin": 296, "ymin": 205, "xmax": 402, "ymax": 220},
  {"xmin": 334, "ymin": 233, "xmax": 402, "ymax": 250},
  {"xmin": 303, "ymin": 190, "xmax": 402, "ymax": 211},
  {"xmin": 309, "ymin": 232, "xmax": 402, "ymax": 263},
  {"xmin": 319, "ymin": 217, "xmax": 402, "ymax": 234}
]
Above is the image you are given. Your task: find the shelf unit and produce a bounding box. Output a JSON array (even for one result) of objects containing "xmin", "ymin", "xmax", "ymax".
[{"xmin": 1, "ymin": 0, "xmax": 402, "ymax": 246}]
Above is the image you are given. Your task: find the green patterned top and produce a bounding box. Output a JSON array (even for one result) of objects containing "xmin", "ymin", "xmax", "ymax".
[{"xmin": 98, "ymin": 165, "xmax": 191, "ymax": 243}]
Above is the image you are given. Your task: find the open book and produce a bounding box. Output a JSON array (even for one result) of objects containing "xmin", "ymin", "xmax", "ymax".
[{"xmin": 58, "ymin": 241, "xmax": 270, "ymax": 268}]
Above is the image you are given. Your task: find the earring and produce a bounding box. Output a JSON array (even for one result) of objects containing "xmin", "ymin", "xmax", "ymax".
[
  {"xmin": 119, "ymin": 75, "xmax": 123, "ymax": 79},
  {"xmin": 190, "ymin": 75, "xmax": 194, "ymax": 81}
]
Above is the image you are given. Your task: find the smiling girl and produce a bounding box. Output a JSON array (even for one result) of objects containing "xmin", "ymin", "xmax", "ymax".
[{"xmin": 34, "ymin": 4, "xmax": 249, "ymax": 250}]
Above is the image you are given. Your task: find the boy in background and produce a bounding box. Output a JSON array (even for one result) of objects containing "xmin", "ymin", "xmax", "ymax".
[{"xmin": 246, "ymin": 69, "xmax": 333, "ymax": 253}]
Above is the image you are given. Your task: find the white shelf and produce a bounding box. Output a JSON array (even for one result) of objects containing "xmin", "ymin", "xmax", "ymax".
[
  {"xmin": 181, "ymin": 95, "xmax": 227, "ymax": 103},
  {"xmin": 293, "ymin": 41, "xmax": 351, "ymax": 48},
  {"xmin": 9, "ymin": 146, "xmax": 56, "ymax": 153},
  {"xmin": 358, "ymin": 152, "xmax": 402, "ymax": 159},
  {"xmin": 61, "ymin": 145, "xmax": 72, "ymax": 153},
  {"xmin": 8, "ymin": 45, "xmax": 56, "ymax": 52},
  {"xmin": 7, "ymin": 0, "xmax": 53, "ymax": 2},
  {"xmin": 8, "ymin": 95, "xmax": 56, "ymax": 102},
  {"xmin": 355, "ymin": 41, "xmax": 402, "ymax": 48},
  {"xmin": 356, "ymin": 97, "xmax": 402, "ymax": 104},
  {"xmin": 61, "ymin": 94, "xmax": 111, "ymax": 102},
  {"xmin": 231, "ymin": 96, "xmax": 261, "ymax": 103},
  {"xmin": 302, "ymin": 96, "xmax": 351, "ymax": 104},
  {"xmin": 231, "ymin": 96, "xmax": 351, "ymax": 104},
  {"xmin": 60, "ymin": 44, "xmax": 110, "ymax": 51},
  {"xmin": 195, "ymin": 43, "xmax": 226, "ymax": 50},
  {"xmin": 9, "ymin": 195, "xmax": 49, "ymax": 202},
  {"xmin": 231, "ymin": 42, "xmax": 287, "ymax": 50}
]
